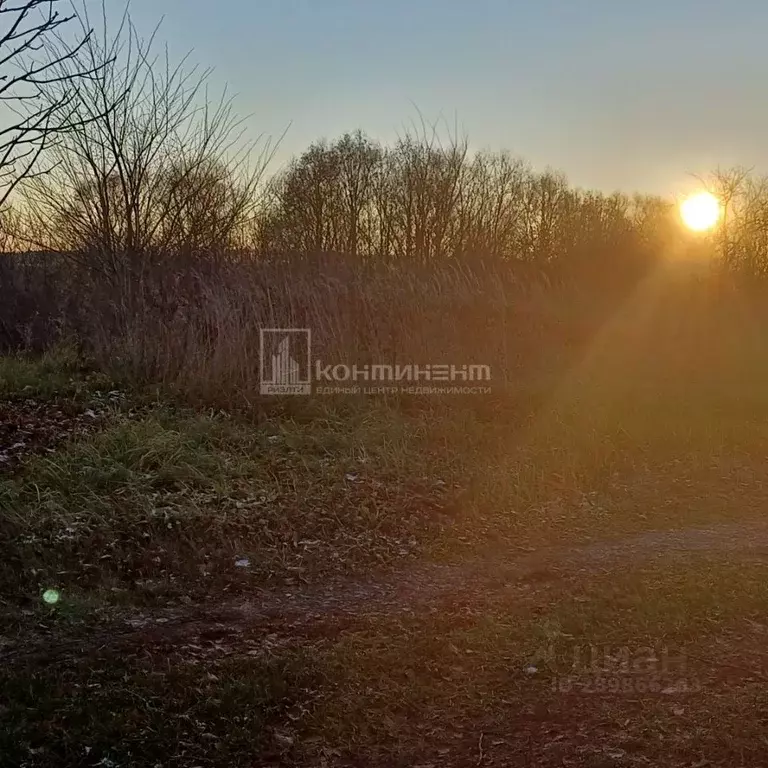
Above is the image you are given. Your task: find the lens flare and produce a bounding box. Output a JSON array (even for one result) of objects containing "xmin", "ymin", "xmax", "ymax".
[
  {"xmin": 680, "ymin": 191, "xmax": 720, "ymax": 232},
  {"xmin": 42, "ymin": 589, "xmax": 60, "ymax": 605}
]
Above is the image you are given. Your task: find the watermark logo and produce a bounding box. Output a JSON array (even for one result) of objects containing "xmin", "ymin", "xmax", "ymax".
[
  {"xmin": 259, "ymin": 328, "xmax": 312, "ymax": 395},
  {"xmin": 528, "ymin": 643, "xmax": 702, "ymax": 695},
  {"xmin": 259, "ymin": 327, "xmax": 492, "ymax": 396}
]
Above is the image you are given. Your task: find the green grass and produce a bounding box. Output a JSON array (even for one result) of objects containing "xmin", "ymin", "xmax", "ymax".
[
  {"xmin": 6, "ymin": 321, "xmax": 768, "ymax": 606},
  {"xmin": 0, "ymin": 401, "xmax": 455, "ymax": 604},
  {"xmin": 0, "ymin": 345, "xmax": 104, "ymax": 399}
]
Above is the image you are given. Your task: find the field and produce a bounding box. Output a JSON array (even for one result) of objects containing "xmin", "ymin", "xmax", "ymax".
[{"xmin": 4, "ymin": 267, "xmax": 768, "ymax": 767}]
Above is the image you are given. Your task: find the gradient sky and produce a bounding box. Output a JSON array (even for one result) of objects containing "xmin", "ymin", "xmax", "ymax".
[{"xmin": 121, "ymin": 0, "xmax": 768, "ymax": 196}]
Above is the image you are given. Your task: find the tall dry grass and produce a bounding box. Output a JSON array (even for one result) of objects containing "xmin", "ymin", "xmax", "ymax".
[{"xmin": 0, "ymin": 249, "xmax": 624, "ymax": 405}]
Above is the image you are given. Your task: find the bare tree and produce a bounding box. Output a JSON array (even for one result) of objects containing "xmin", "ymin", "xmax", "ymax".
[
  {"xmin": 695, "ymin": 166, "xmax": 751, "ymax": 267},
  {"xmin": 22, "ymin": 4, "xmax": 274, "ymax": 268},
  {"xmin": 335, "ymin": 131, "xmax": 381, "ymax": 256},
  {"xmin": 258, "ymin": 120, "xmax": 665, "ymax": 287},
  {"xmin": 0, "ymin": 0, "xmax": 112, "ymax": 208}
]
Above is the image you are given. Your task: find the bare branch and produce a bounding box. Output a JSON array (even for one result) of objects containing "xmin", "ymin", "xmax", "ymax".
[{"xmin": 0, "ymin": 0, "xmax": 117, "ymax": 209}]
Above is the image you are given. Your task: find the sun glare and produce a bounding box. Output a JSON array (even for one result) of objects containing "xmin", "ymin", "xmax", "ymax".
[{"xmin": 680, "ymin": 191, "xmax": 720, "ymax": 232}]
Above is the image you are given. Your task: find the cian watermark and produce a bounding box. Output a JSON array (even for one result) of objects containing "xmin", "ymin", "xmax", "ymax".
[
  {"xmin": 529, "ymin": 643, "xmax": 702, "ymax": 695},
  {"xmin": 260, "ymin": 328, "xmax": 492, "ymax": 396}
]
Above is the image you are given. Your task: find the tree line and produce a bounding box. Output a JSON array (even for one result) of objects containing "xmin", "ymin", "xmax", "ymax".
[{"xmin": 2, "ymin": 0, "xmax": 768, "ymax": 286}]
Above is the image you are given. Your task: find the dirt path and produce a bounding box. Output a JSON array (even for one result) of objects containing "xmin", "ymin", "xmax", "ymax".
[
  {"xmin": 5, "ymin": 517, "xmax": 768, "ymax": 768},
  {"xmin": 5, "ymin": 518, "xmax": 768, "ymax": 666},
  {"xmin": 110, "ymin": 518, "xmax": 768, "ymax": 638},
  {"xmin": 255, "ymin": 517, "xmax": 768, "ymax": 615}
]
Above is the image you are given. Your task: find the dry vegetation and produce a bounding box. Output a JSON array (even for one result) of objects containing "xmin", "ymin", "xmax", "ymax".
[{"xmin": 5, "ymin": 2, "xmax": 768, "ymax": 768}]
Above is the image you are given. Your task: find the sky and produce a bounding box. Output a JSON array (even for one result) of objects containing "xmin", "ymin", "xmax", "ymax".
[{"xmin": 117, "ymin": 0, "xmax": 768, "ymax": 197}]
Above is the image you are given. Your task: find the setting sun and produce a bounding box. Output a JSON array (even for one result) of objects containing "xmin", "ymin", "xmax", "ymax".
[{"xmin": 680, "ymin": 191, "xmax": 721, "ymax": 232}]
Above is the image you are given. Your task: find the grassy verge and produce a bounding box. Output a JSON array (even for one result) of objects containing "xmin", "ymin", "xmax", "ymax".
[
  {"xmin": 5, "ymin": 343, "xmax": 768, "ymax": 605},
  {"xmin": 0, "ymin": 346, "xmax": 115, "ymax": 400},
  {"xmin": 1, "ymin": 400, "xmax": 457, "ymax": 605}
]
